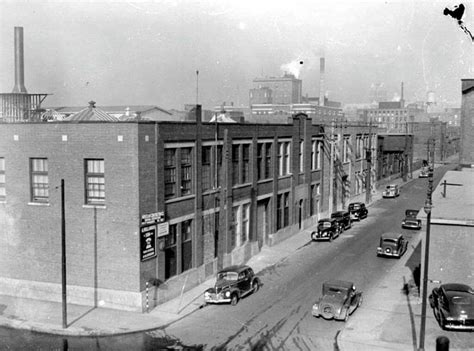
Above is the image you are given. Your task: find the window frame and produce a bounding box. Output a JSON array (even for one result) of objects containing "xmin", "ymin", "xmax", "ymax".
[
  {"xmin": 30, "ymin": 158, "xmax": 49, "ymax": 203},
  {"xmin": 84, "ymin": 158, "xmax": 105, "ymax": 205}
]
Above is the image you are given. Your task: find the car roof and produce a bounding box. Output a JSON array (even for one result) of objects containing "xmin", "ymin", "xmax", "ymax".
[
  {"xmin": 323, "ymin": 280, "xmax": 354, "ymax": 289},
  {"xmin": 381, "ymin": 232, "xmax": 403, "ymax": 239},
  {"xmin": 349, "ymin": 202, "xmax": 364, "ymax": 206},
  {"xmin": 218, "ymin": 265, "xmax": 250, "ymax": 274},
  {"xmin": 441, "ymin": 283, "xmax": 473, "ymax": 294},
  {"xmin": 319, "ymin": 218, "xmax": 335, "ymax": 222}
]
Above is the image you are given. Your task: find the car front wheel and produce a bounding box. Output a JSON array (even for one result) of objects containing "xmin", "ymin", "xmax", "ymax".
[
  {"xmin": 230, "ymin": 294, "xmax": 239, "ymax": 306},
  {"xmin": 252, "ymin": 281, "xmax": 259, "ymax": 294}
]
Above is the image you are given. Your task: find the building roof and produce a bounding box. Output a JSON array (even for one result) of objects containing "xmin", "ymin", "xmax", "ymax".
[
  {"xmin": 209, "ymin": 113, "xmax": 237, "ymax": 123},
  {"xmin": 41, "ymin": 109, "xmax": 64, "ymax": 121},
  {"xmin": 65, "ymin": 101, "xmax": 118, "ymax": 122},
  {"xmin": 418, "ymin": 169, "xmax": 474, "ymax": 226}
]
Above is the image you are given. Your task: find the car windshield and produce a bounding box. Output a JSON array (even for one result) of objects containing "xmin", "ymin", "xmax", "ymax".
[
  {"xmin": 217, "ymin": 272, "xmax": 239, "ymax": 281},
  {"xmin": 319, "ymin": 221, "xmax": 331, "ymax": 228},
  {"xmin": 382, "ymin": 238, "xmax": 398, "ymax": 244},
  {"xmin": 386, "ymin": 186, "xmax": 395, "ymax": 190},
  {"xmin": 350, "ymin": 204, "xmax": 360, "ymax": 210},
  {"xmin": 325, "ymin": 286, "xmax": 347, "ymax": 296}
]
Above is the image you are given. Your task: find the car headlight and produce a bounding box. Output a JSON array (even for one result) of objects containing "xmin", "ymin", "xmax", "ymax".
[
  {"xmin": 204, "ymin": 291, "xmax": 209, "ymax": 297},
  {"xmin": 225, "ymin": 291, "xmax": 230, "ymax": 297}
]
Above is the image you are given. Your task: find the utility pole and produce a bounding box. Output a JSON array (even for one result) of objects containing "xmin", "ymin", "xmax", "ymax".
[
  {"xmin": 403, "ymin": 122, "xmax": 408, "ymax": 181},
  {"xmin": 418, "ymin": 138, "xmax": 435, "ymax": 351},
  {"xmin": 365, "ymin": 118, "xmax": 372, "ymax": 204},
  {"xmin": 61, "ymin": 179, "xmax": 67, "ymax": 329},
  {"xmin": 329, "ymin": 121, "xmax": 335, "ymax": 214}
]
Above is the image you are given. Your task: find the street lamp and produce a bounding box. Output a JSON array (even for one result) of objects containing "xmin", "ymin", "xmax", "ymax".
[{"xmin": 418, "ymin": 157, "xmax": 434, "ymax": 351}]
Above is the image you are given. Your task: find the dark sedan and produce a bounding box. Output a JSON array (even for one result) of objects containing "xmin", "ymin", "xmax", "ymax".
[
  {"xmin": 331, "ymin": 211, "xmax": 352, "ymax": 232},
  {"xmin": 429, "ymin": 283, "xmax": 474, "ymax": 331},
  {"xmin": 348, "ymin": 202, "xmax": 368, "ymax": 221}
]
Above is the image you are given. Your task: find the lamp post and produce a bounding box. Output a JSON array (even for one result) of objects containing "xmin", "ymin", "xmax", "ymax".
[{"xmin": 418, "ymin": 140, "xmax": 435, "ymax": 351}]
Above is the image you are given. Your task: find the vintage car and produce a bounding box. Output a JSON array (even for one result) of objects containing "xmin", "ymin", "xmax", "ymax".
[
  {"xmin": 419, "ymin": 167, "xmax": 429, "ymax": 178},
  {"xmin": 331, "ymin": 211, "xmax": 352, "ymax": 232},
  {"xmin": 312, "ymin": 280, "xmax": 362, "ymax": 321},
  {"xmin": 204, "ymin": 265, "xmax": 261, "ymax": 306},
  {"xmin": 402, "ymin": 209, "xmax": 422, "ymax": 230},
  {"xmin": 382, "ymin": 184, "xmax": 400, "ymax": 198},
  {"xmin": 429, "ymin": 283, "xmax": 474, "ymax": 331},
  {"xmin": 376, "ymin": 232, "xmax": 408, "ymax": 258},
  {"xmin": 348, "ymin": 202, "xmax": 368, "ymax": 221},
  {"xmin": 311, "ymin": 218, "xmax": 340, "ymax": 241}
]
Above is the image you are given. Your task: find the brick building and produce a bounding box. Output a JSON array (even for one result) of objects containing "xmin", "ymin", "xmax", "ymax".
[{"xmin": 0, "ymin": 111, "xmax": 378, "ymax": 312}]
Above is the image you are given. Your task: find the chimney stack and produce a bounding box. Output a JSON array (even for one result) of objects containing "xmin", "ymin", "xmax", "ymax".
[
  {"xmin": 12, "ymin": 26, "xmax": 27, "ymax": 93},
  {"xmin": 319, "ymin": 57, "xmax": 325, "ymax": 107},
  {"xmin": 401, "ymin": 82, "xmax": 404, "ymax": 108}
]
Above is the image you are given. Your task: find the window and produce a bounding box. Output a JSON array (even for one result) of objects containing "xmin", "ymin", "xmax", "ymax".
[
  {"xmin": 299, "ymin": 141, "xmax": 304, "ymax": 173},
  {"xmin": 164, "ymin": 149, "xmax": 176, "ymax": 198},
  {"xmin": 278, "ymin": 141, "xmax": 291, "ymax": 176},
  {"xmin": 202, "ymin": 146, "xmax": 211, "ymax": 191},
  {"xmin": 30, "ymin": 158, "xmax": 49, "ymax": 203},
  {"xmin": 310, "ymin": 184, "xmax": 320, "ymax": 216},
  {"xmin": 232, "ymin": 145, "xmax": 240, "ymax": 185},
  {"xmin": 0, "ymin": 158, "xmax": 5, "ymax": 201},
  {"xmin": 180, "ymin": 148, "xmax": 192, "ymax": 196},
  {"xmin": 232, "ymin": 143, "xmax": 252, "ymax": 186},
  {"xmin": 164, "ymin": 224, "xmax": 177, "ymax": 279},
  {"xmin": 242, "ymin": 144, "xmax": 250, "ymax": 183},
  {"xmin": 257, "ymin": 142, "xmax": 272, "ymax": 180},
  {"xmin": 343, "ymin": 137, "xmax": 350, "ymax": 163},
  {"xmin": 181, "ymin": 219, "xmax": 193, "ymax": 272},
  {"xmin": 216, "ymin": 146, "xmax": 223, "ymax": 187},
  {"xmin": 242, "ymin": 203, "xmax": 250, "ymax": 244},
  {"xmin": 231, "ymin": 206, "xmax": 239, "ymax": 248},
  {"xmin": 277, "ymin": 192, "xmax": 290, "ymax": 230},
  {"xmin": 165, "ymin": 147, "xmax": 194, "ymax": 199},
  {"xmin": 85, "ymin": 159, "xmax": 104, "ymax": 204}
]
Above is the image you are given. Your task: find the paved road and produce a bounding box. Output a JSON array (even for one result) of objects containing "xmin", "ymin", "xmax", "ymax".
[
  {"xmin": 0, "ymin": 166, "xmax": 459, "ymax": 350},
  {"xmin": 151, "ymin": 173, "xmax": 433, "ymax": 350}
]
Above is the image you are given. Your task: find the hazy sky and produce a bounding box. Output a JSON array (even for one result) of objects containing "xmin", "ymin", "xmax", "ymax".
[{"xmin": 0, "ymin": 0, "xmax": 473, "ymax": 110}]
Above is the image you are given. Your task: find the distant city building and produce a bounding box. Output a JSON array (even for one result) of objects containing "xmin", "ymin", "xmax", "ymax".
[{"xmin": 250, "ymin": 73, "xmax": 302, "ymax": 105}]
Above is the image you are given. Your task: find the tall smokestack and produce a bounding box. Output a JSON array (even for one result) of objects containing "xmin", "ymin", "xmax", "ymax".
[
  {"xmin": 319, "ymin": 57, "xmax": 325, "ymax": 107},
  {"xmin": 12, "ymin": 26, "xmax": 27, "ymax": 93},
  {"xmin": 400, "ymin": 82, "xmax": 404, "ymax": 108}
]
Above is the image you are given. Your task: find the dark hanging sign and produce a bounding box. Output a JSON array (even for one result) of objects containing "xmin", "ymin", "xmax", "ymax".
[{"xmin": 140, "ymin": 225, "xmax": 157, "ymax": 261}]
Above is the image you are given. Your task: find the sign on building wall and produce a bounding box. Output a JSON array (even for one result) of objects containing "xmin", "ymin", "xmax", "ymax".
[
  {"xmin": 141, "ymin": 212, "xmax": 164, "ymax": 225},
  {"xmin": 141, "ymin": 225, "xmax": 157, "ymax": 261}
]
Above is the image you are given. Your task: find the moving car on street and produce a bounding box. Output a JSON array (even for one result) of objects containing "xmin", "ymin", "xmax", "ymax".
[
  {"xmin": 312, "ymin": 280, "xmax": 363, "ymax": 322},
  {"xmin": 311, "ymin": 218, "xmax": 340, "ymax": 241},
  {"xmin": 382, "ymin": 184, "xmax": 400, "ymax": 198},
  {"xmin": 204, "ymin": 265, "xmax": 261, "ymax": 306},
  {"xmin": 429, "ymin": 283, "xmax": 474, "ymax": 331},
  {"xmin": 331, "ymin": 211, "xmax": 352, "ymax": 232},
  {"xmin": 376, "ymin": 232, "xmax": 408, "ymax": 258},
  {"xmin": 419, "ymin": 167, "xmax": 429, "ymax": 178},
  {"xmin": 402, "ymin": 209, "xmax": 422, "ymax": 230},
  {"xmin": 348, "ymin": 202, "xmax": 368, "ymax": 221}
]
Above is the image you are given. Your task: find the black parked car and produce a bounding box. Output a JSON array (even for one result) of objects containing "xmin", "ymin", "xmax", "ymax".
[
  {"xmin": 331, "ymin": 211, "xmax": 352, "ymax": 232},
  {"xmin": 429, "ymin": 283, "xmax": 474, "ymax": 331},
  {"xmin": 311, "ymin": 218, "xmax": 340, "ymax": 242},
  {"xmin": 348, "ymin": 202, "xmax": 368, "ymax": 221},
  {"xmin": 204, "ymin": 265, "xmax": 261, "ymax": 306}
]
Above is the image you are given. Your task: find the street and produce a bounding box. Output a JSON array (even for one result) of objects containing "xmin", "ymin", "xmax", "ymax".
[{"xmin": 0, "ymin": 165, "xmax": 465, "ymax": 350}]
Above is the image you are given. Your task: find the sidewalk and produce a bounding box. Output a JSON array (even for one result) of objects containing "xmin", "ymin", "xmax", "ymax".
[{"xmin": 0, "ymin": 159, "xmax": 466, "ymax": 350}]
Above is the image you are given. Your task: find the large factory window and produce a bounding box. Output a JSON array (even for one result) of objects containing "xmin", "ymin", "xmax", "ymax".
[
  {"xmin": 85, "ymin": 159, "xmax": 105, "ymax": 204},
  {"xmin": 30, "ymin": 158, "xmax": 49, "ymax": 203},
  {"xmin": 164, "ymin": 224, "xmax": 177, "ymax": 279}
]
